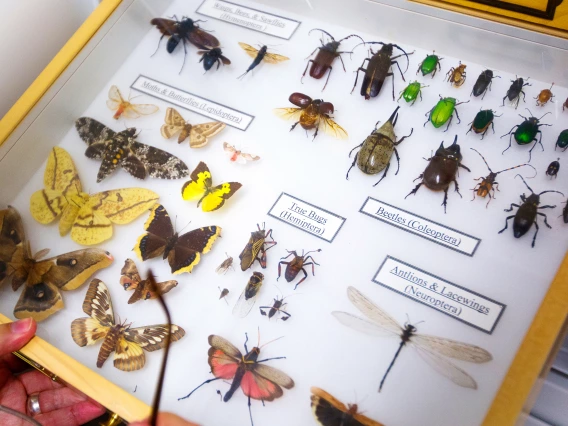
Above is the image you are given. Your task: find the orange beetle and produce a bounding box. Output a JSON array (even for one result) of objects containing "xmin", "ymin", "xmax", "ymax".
[{"xmin": 535, "ymin": 83, "xmax": 554, "ymax": 106}]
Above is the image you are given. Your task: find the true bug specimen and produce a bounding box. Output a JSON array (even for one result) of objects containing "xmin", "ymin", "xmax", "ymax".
[
  {"xmin": 237, "ymin": 43, "xmax": 289, "ymax": 79},
  {"xmin": 501, "ymin": 109, "xmax": 551, "ymax": 162},
  {"xmin": 346, "ymin": 106, "xmax": 413, "ymax": 186},
  {"xmin": 302, "ymin": 29, "xmax": 364, "ymax": 91},
  {"xmin": 277, "ymin": 249, "xmax": 322, "ymax": 289},
  {"xmin": 260, "ymin": 294, "xmax": 291, "ymax": 321},
  {"xmin": 239, "ymin": 223, "xmax": 277, "ymax": 271},
  {"xmin": 556, "ymin": 130, "xmax": 568, "ymax": 152},
  {"xmin": 274, "ymin": 92, "xmax": 348, "ymax": 140},
  {"xmin": 471, "ymin": 69, "xmax": 500, "ymax": 99},
  {"xmin": 535, "ymin": 83, "xmax": 555, "ymax": 106},
  {"xmin": 197, "ymin": 46, "xmax": 231, "ymax": 72},
  {"xmin": 405, "ymin": 135, "xmax": 470, "ymax": 213},
  {"xmin": 424, "ymin": 96, "xmax": 469, "ymax": 131},
  {"xmin": 178, "ymin": 333, "xmax": 294, "ymax": 426},
  {"xmin": 546, "ymin": 158, "xmax": 560, "ymax": 178},
  {"xmin": 218, "ymin": 287, "xmax": 229, "ymax": 305},
  {"xmin": 333, "ymin": 286, "xmax": 492, "ymax": 392},
  {"xmin": 498, "ymin": 175, "xmax": 563, "ymax": 247},
  {"xmin": 398, "ymin": 81, "xmax": 428, "ymax": 105},
  {"xmin": 416, "ymin": 52, "xmax": 443, "ymax": 77},
  {"xmin": 233, "ymin": 272, "xmax": 265, "ymax": 318},
  {"xmin": 351, "ymin": 42, "xmax": 412, "ymax": 100},
  {"xmin": 445, "ymin": 61, "xmax": 467, "ymax": 87},
  {"xmin": 469, "ymin": 148, "xmax": 536, "ymax": 207},
  {"xmin": 216, "ymin": 253, "xmax": 234, "ymax": 274},
  {"xmin": 502, "ymin": 76, "xmax": 531, "ymax": 109},
  {"xmin": 466, "ymin": 109, "xmax": 502, "ymax": 139}
]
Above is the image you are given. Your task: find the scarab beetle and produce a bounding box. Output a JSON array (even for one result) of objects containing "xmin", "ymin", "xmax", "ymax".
[
  {"xmin": 417, "ymin": 52, "xmax": 442, "ymax": 77},
  {"xmin": 398, "ymin": 81, "xmax": 428, "ymax": 105},
  {"xmin": 405, "ymin": 135, "xmax": 471, "ymax": 213},
  {"xmin": 347, "ymin": 106, "xmax": 413, "ymax": 185},
  {"xmin": 535, "ymin": 83, "xmax": 554, "ymax": 106},
  {"xmin": 277, "ymin": 249, "xmax": 321, "ymax": 289},
  {"xmin": 546, "ymin": 159, "xmax": 560, "ymax": 178},
  {"xmin": 501, "ymin": 109, "xmax": 551, "ymax": 162},
  {"xmin": 471, "ymin": 69, "xmax": 500, "ymax": 99},
  {"xmin": 445, "ymin": 62, "xmax": 467, "ymax": 87},
  {"xmin": 466, "ymin": 109, "xmax": 502, "ymax": 139},
  {"xmin": 502, "ymin": 76, "xmax": 531, "ymax": 109},
  {"xmin": 498, "ymin": 175, "xmax": 563, "ymax": 247},
  {"xmin": 424, "ymin": 96, "xmax": 469, "ymax": 131},
  {"xmin": 555, "ymin": 130, "xmax": 568, "ymax": 152}
]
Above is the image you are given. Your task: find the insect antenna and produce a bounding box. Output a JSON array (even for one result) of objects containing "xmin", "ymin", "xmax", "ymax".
[
  {"xmin": 392, "ymin": 44, "xmax": 411, "ymax": 72},
  {"xmin": 178, "ymin": 219, "xmax": 193, "ymax": 234},
  {"xmin": 515, "ymin": 174, "xmax": 534, "ymax": 194},
  {"xmin": 337, "ymin": 34, "xmax": 365, "ymax": 45},
  {"xmin": 470, "ymin": 148, "xmax": 493, "ymax": 173},
  {"xmin": 538, "ymin": 111, "xmax": 552, "ymax": 121},
  {"xmin": 538, "ymin": 189, "xmax": 564, "ymax": 197},
  {"xmin": 495, "ymin": 162, "xmax": 536, "ymax": 178},
  {"xmin": 308, "ymin": 28, "xmax": 335, "ymax": 41},
  {"xmin": 303, "ymin": 248, "xmax": 322, "ymax": 257}
]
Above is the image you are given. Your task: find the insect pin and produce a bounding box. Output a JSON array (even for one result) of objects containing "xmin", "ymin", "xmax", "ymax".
[
  {"xmin": 535, "ymin": 83, "xmax": 554, "ymax": 106},
  {"xmin": 471, "ymin": 69, "xmax": 500, "ymax": 99},
  {"xmin": 106, "ymin": 85, "xmax": 158, "ymax": 120},
  {"xmin": 469, "ymin": 148, "xmax": 536, "ymax": 207},
  {"xmin": 278, "ymin": 249, "xmax": 321, "ymax": 289},
  {"xmin": 445, "ymin": 61, "xmax": 467, "ymax": 87},
  {"xmin": 233, "ymin": 272, "xmax": 265, "ymax": 318},
  {"xmin": 237, "ymin": 43, "xmax": 289, "ymax": 79},
  {"xmin": 216, "ymin": 253, "xmax": 234, "ymax": 275},
  {"xmin": 239, "ymin": 223, "xmax": 277, "ymax": 271},
  {"xmin": 218, "ymin": 287, "xmax": 229, "ymax": 305},
  {"xmin": 501, "ymin": 109, "xmax": 552, "ymax": 162},
  {"xmin": 546, "ymin": 158, "xmax": 560, "ymax": 178},
  {"xmin": 502, "ymin": 76, "xmax": 531, "ymax": 109}
]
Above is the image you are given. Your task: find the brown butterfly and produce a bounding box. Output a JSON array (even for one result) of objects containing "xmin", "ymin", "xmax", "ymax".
[
  {"xmin": 0, "ymin": 206, "xmax": 113, "ymax": 321},
  {"xmin": 310, "ymin": 387, "xmax": 384, "ymax": 426},
  {"xmin": 120, "ymin": 259, "xmax": 178, "ymax": 304},
  {"xmin": 71, "ymin": 279, "xmax": 185, "ymax": 371},
  {"xmin": 161, "ymin": 107, "xmax": 225, "ymax": 148}
]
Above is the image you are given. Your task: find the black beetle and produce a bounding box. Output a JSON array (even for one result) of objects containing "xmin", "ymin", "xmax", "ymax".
[
  {"xmin": 197, "ymin": 46, "xmax": 231, "ymax": 71},
  {"xmin": 498, "ymin": 175, "xmax": 563, "ymax": 247},
  {"xmin": 471, "ymin": 69, "xmax": 500, "ymax": 99},
  {"xmin": 546, "ymin": 158, "xmax": 560, "ymax": 178},
  {"xmin": 562, "ymin": 200, "xmax": 568, "ymax": 224},
  {"xmin": 502, "ymin": 76, "xmax": 531, "ymax": 109}
]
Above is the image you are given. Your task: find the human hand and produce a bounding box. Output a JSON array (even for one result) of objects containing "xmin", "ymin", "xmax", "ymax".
[
  {"xmin": 130, "ymin": 412, "xmax": 200, "ymax": 426},
  {"xmin": 0, "ymin": 318, "xmax": 106, "ymax": 426}
]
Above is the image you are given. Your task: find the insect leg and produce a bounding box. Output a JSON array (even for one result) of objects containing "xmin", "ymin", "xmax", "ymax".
[
  {"xmin": 379, "ymin": 340, "xmax": 406, "ymax": 392},
  {"xmin": 392, "ymin": 60, "xmax": 406, "ymax": 82},
  {"xmin": 294, "ymin": 268, "xmax": 309, "ymax": 290},
  {"xmin": 338, "ymin": 54, "xmax": 347, "ymax": 72},
  {"xmin": 303, "ymin": 260, "xmax": 319, "ymax": 274},
  {"xmin": 151, "ymin": 34, "xmax": 166, "ymax": 57},
  {"xmin": 538, "ymin": 205, "xmax": 556, "ymax": 210},
  {"xmin": 290, "ymin": 121, "xmax": 300, "ymax": 132},
  {"xmin": 502, "ymin": 95, "xmax": 507, "ymax": 107},
  {"xmin": 498, "ymin": 215, "xmax": 515, "ymax": 234},
  {"xmin": 277, "ymin": 261, "xmax": 290, "ymax": 281},
  {"xmin": 248, "ymin": 396, "xmax": 254, "ymax": 426},
  {"xmin": 259, "ymin": 306, "xmax": 270, "ymax": 316},
  {"xmin": 178, "ymin": 377, "xmax": 222, "ymax": 400},
  {"xmin": 502, "ymin": 133, "xmax": 514, "ymax": 156},
  {"xmin": 350, "ymin": 59, "xmax": 369, "ymax": 94},
  {"xmin": 257, "ymin": 356, "xmax": 287, "ymax": 363},
  {"xmin": 485, "ymin": 190, "xmax": 493, "ymax": 208},
  {"xmin": 441, "ymin": 187, "xmax": 449, "ymax": 214},
  {"xmin": 346, "ymin": 151, "xmax": 359, "ymax": 180},
  {"xmin": 322, "ymin": 66, "xmax": 333, "ymax": 91},
  {"xmin": 504, "ymin": 203, "xmax": 520, "ymax": 212},
  {"xmin": 280, "ymin": 310, "xmax": 292, "ymax": 321},
  {"xmin": 349, "ymin": 142, "xmax": 364, "ymax": 157},
  {"xmin": 301, "ymin": 60, "xmax": 314, "ymax": 83},
  {"xmin": 538, "ymin": 211, "xmax": 552, "ymax": 229},
  {"xmin": 394, "ymin": 128, "xmax": 413, "ymax": 146},
  {"xmin": 405, "ymin": 180, "xmax": 423, "ymax": 199},
  {"xmin": 444, "ymin": 114, "xmax": 453, "ymax": 132},
  {"xmin": 531, "ymin": 220, "xmax": 540, "ymax": 247},
  {"xmin": 373, "ymin": 162, "xmax": 391, "ymax": 187},
  {"xmin": 305, "ymin": 47, "xmax": 318, "ymax": 60},
  {"xmin": 179, "ymin": 40, "xmax": 188, "ymax": 75}
]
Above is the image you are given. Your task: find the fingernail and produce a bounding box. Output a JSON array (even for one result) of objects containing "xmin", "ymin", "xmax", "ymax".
[{"xmin": 11, "ymin": 318, "xmax": 33, "ymax": 334}]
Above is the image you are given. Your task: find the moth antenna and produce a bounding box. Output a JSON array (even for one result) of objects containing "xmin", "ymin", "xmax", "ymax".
[
  {"xmin": 259, "ymin": 335, "xmax": 285, "ymax": 349},
  {"xmin": 178, "ymin": 219, "xmax": 192, "ymax": 234}
]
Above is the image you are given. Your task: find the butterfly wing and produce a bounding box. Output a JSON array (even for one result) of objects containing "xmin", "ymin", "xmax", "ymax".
[
  {"xmin": 0, "ymin": 206, "xmax": 25, "ymax": 265},
  {"xmin": 120, "ymin": 258, "xmax": 142, "ymax": 291},
  {"xmin": 133, "ymin": 204, "xmax": 172, "ymax": 261},
  {"xmin": 200, "ymin": 182, "xmax": 243, "ymax": 212},
  {"xmin": 129, "ymin": 141, "xmax": 189, "ymax": 179},
  {"xmin": 166, "ymin": 226, "xmax": 222, "ymax": 274},
  {"xmin": 124, "ymin": 324, "xmax": 185, "ymax": 352},
  {"xmin": 208, "ymin": 335, "xmax": 242, "ymax": 379},
  {"xmin": 310, "ymin": 387, "xmax": 383, "ymax": 426},
  {"xmin": 238, "ymin": 42, "xmax": 259, "ymax": 59},
  {"xmin": 263, "ymin": 52, "xmax": 290, "ymax": 64},
  {"xmin": 128, "ymin": 279, "xmax": 178, "ymax": 303},
  {"xmin": 13, "ymin": 282, "xmax": 63, "ymax": 322},
  {"xmin": 181, "ymin": 161, "xmax": 211, "ymax": 201},
  {"xmin": 321, "ymin": 116, "xmax": 348, "ymax": 139},
  {"xmin": 274, "ymin": 107, "xmax": 303, "ymax": 121},
  {"xmin": 161, "ymin": 108, "xmax": 186, "ymax": 140},
  {"xmin": 114, "ymin": 336, "xmax": 145, "ymax": 371},
  {"xmin": 75, "ymin": 117, "xmax": 116, "ymax": 147},
  {"xmin": 189, "ymin": 122, "xmax": 226, "ymax": 148}
]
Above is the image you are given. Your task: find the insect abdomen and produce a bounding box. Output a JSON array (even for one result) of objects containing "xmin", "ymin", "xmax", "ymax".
[{"xmin": 97, "ymin": 327, "xmax": 120, "ymax": 368}]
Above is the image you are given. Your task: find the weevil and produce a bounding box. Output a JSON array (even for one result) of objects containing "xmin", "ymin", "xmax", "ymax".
[
  {"xmin": 445, "ymin": 62, "xmax": 467, "ymax": 87},
  {"xmin": 398, "ymin": 81, "xmax": 428, "ymax": 105},
  {"xmin": 502, "ymin": 76, "xmax": 531, "ymax": 109},
  {"xmin": 469, "ymin": 148, "xmax": 536, "ymax": 207},
  {"xmin": 466, "ymin": 109, "xmax": 502, "ymax": 139},
  {"xmin": 239, "ymin": 223, "xmax": 277, "ymax": 271},
  {"xmin": 546, "ymin": 158, "xmax": 560, "ymax": 178},
  {"xmin": 197, "ymin": 46, "xmax": 231, "ymax": 71},
  {"xmin": 302, "ymin": 29, "xmax": 364, "ymax": 90},
  {"xmin": 417, "ymin": 52, "xmax": 443, "ymax": 77},
  {"xmin": 471, "ymin": 69, "xmax": 500, "ymax": 99},
  {"xmin": 346, "ymin": 106, "xmax": 413, "ymax": 185},
  {"xmin": 424, "ymin": 96, "xmax": 469, "ymax": 131},
  {"xmin": 351, "ymin": 42, "xmax": 412, "ymax": 100},
  {"xmin": 555, "ymin": 130, "xmax": 568, "ymax": 152},
  {"xmin": 535, "ymin": 83, "xmax": 555, "ymax": 106},
  {"xmin": 501, "ymin": 109, "xmax": 551, "ymax": 162},
  {"xmin": 498, "ymin": 175, "xmax": 563, "ymax": 247},
  {"xmin": 405, "ymin": 135, "xmax": 470, "ymax": 213},
  {"xmin": 260, "ymin": 294, "xmax": 291, "ymax": 321},
  {"xmin": 277, "ymin": 249, "xmax": 321, "ymax": 289}
]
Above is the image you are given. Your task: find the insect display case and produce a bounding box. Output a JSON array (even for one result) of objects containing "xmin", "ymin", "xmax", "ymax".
[{"xmin": 0, "ymin": 0, "xmax": 567, "ymax": 425}]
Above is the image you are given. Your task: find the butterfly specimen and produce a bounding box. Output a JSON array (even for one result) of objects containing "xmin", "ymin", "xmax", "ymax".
[
  {"xmin": 333, "ymin": 286, "xmax": 492, "ymax": 391},
  {"xmin": 134, "ymin": 204, "xmax": 221, "ymax": 274},
  {"xmin": 198, "ymin": 46, "xmax": 231, "ymax": 72},
  {"xmin": 275, "ymin": 92, "xmax": 348, "ymax": 140},
  {"xmin": 106, "ymin": 85, "xmax": 158, "ymax": 120},
  {"xmin": 237, "ymin": 43, "xmax": 289, "ymax": 79},
  {"xmin": 181, "ymin": 162, "xmax": 242, "ymax": 212},
  {"xmin": 160, "ymin": 107, "xmax": 225, "ymax": 148},
  {"xmin": 178, "ymin": 333, "xmax": 294, "ymax": 426},
  {"xmin": 233, "ymin": 272, "xmax": 264, "ymax": 318},
  {"xmin": 215, "ymin": 253, "xmax": 234, "ymax": 274},
  {"xmin": 310, "ymin": 387, "xmax": 384, "ymax": 426},
  {"xmin": 75, "ymin": 117, "xmax": 189, "ymax": 182},
  {"xmin": 223, "ymin": 142, "xmax": 260, "ymax": 164},
  {"xmin": 239, "ymin": 223, "xmax": 277, "ymax": 271},
  {"xmin": 29, "ymin": 147, "xmax": 159, "ymax": 245},
  {"xmin": 71, "ymin": 279, "xmax": 185, "ymax": 371},
  {"xmin": 0, "ymin": 206, "xmax": 113, "ymax": 321},
  {"xmin": 120, "ymin": 258, "xmax": 178, "ymax": 303}
]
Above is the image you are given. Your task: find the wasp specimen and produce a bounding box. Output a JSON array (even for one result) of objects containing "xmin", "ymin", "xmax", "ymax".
[
  {"xmin": 445, "ymin": 62, "xmax": 467, "ymax": 87},
  {"xmin": 239, "ymin": 223, "xmax": 277, "ymax": 271},
  {"xmin": 197, "ymin": 46, "xmax": 230, "ymax": 72},
  {"xmin": 277, "ymin": 249, "xmax": 321, "ymax": 289},
  {"xmin": 535, "ymin": 83, "xmax": 554, "ymax": 106},
  {"xmin": 216, "ymin": 253, "xmax": 234, "ymax": 274},
  {"xmin": 237, "ymin": 43, "xmax": 289, "ymax": 79}
]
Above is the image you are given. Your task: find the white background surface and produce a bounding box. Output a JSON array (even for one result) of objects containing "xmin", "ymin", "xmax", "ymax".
[{"xmin": 0, "ymin": 0, "xmax": 568, "ymax": 425}]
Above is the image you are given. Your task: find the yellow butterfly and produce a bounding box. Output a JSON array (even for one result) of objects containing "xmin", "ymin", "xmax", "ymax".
[
  {"xmin": 106, "ymin": 85, "xmax": 159, "ymax": 120},
  {"xmin": 161, "ymin": 107, "xmax": 226, "ymax": 148},
  {"xmin": 181, "ymin": 161, "xmax": 242, "ymax": 212},
  {"xmin": 29, "ymin": 147, "xmax": 159, "ymax": 245}
]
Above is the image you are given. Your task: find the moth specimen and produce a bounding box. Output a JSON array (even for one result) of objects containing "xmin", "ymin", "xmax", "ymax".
[
  {"xmin": 75, "ymin": 117, "xmax": 189, "ymax": 182},
  {"xmin": 311, "ymin": 387, "xmax": 384, "ymax": 426},
  {"xmin": 120, "ymin": 258, "xmax": 178, "ymax": 303},
  {"xmin": 223, "ymin": 142, "xmax": 260, "ymax": 164},
  {"xmin": 106, "ymin": 85, "xmax": 158, "ymax": 120},
  {"xmin": 237, "ymin": 43, "xmax": 289, "ymax": 79},
  {"xmin": 160, "ymin": 107, "xmax": 225, "ymax": 148}
]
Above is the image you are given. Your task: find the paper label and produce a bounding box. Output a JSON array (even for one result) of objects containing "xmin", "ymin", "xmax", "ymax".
[
  {"xmin": 131, "ymin": 75, "xmax": 254, "ymax": 130},
  {"xmin": 374, "ymin": 257, "xmax": 505, "ymax": 334},
  {"xmin": 360, "ymin": 198, "xmax": 481, "ymax": 256},
  {"xmin": 196, "ymin": 0, "xmax": 301, "ymax": 39},
  {"xmin": 267, "ymin": 193, "xmax": 345, "ymax": 242}
]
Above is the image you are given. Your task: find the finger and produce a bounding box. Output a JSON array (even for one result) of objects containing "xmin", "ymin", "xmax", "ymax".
[
  {"xmin": 38, "ymin": 387, "xmax": 87, "ymax": 412},
  {"xmin": 0, "ymin": 318, "xmax": 36, "ymax": 356},
  {"xmin": 130, "ymin": 412, "xmax": 200, "ymax": 426},
  {"xmin": 0, "ymin": 352, "xmax": 30, "ymax": 373},
  {"xmin": 18, "ymin": 370, "xmax": 63, "ymax": 394},
  {"xmin": 33, "ymin": 400, "xmax": 105, "ymax": 426}
]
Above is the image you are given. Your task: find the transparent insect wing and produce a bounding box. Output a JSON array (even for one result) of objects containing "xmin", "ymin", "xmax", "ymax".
[
  {"xmin": 411, "ymin": 345, "xmax": 478, "ymax": 389},
  {"xmin": 345, "ymin": 286, "xmax": 402, "ymax": 335},
  {"xmin": 232, "ymin": 287, "xmax": 258, "ymax": 318}
]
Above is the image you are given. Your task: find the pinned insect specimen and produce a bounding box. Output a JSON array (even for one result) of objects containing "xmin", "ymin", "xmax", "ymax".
[
  {"xmin": 75, "ymin": 117, "xmax": 189, "ymax": 182},
  {"xmin": 424, "ymin": 96, "xmax": 469, "ymax": 131},
  {"xmin": 556, "ymin": 130, "xmax": 568, "ymax": 152},
  {"xmin": 181, "ymin": 162, "xmax": 242, "ymax": 212},
  {"xmin": 562, "ymin": 200, "xmax": 568, "ymax": 224},
  {"xmin": 302, "ymin": 29, "xmax": 364, "ymax": 90},
  {"xmin": 466, "ymin": 109, "xmax": 502, "ymax": 139},
  {"xmin": 197, "ymin": 46, "xmax": 231, "ymax": 71},
  {"xmin": 134, "ymin": 204, "xmax": 221, "ymax": 274},
  {"xmin": 546, "ymin": 159, "xmax": 560, "ymax": 178},
  {"xmin": 71, "ymin": 279, "xmax": 185, "ymax": 371},
  {"xmin": 502, "ymin": 76, "xmax": 531, "ymax": 109},
  {"xmin": 120, "ymin": 259, "xmax": 178, "ymax": 303},
  {"xmin": 445, "ymin": 62, "xmax": 467, "ymax": 87},
  {"xmin": 216, "ymin": 253, "xmax": 234, "ymax": 274},
  {"xmin": 501, "ymin": 109, "xmax": 551, "ymax": 162},
  {"xmin": 499, "ymin": 175, "xmax": 563, "ymax": 247},
  {"xmin": 161, "ymin": 107, "xmax": 225, "ymax": 148},
  {"xmin": 564, "ymin": 97, "xmax": 568, "ymax": 111},
  {"xmin": 239, "ymin": 223, "xmax": 277, "ymax": 271},
  {"xmin": 260, "ymin": 293, "xmax": 291, "ymax": 321},
  {"xmin": 237, "ymin": 43, "xmax": 289, "ymax": 78},
  {"xmin": 535, "ymin": 83, "xmax": 554, "ymax": 106},
  {"xmin": 471, "ymin": 69, "xmax": 500, "ymax": 99},
  {"xmin": 405, "ymin": 136, "xmax": 470, "ymax": 213},
  {"xmin": 398, "ymin": 81, "xmax": 428, "ymax": 105},
  {"xmin": 310, "ymin": 387, "xmax": 384, "ymax": 426},
  {"xmin": 469, "ymin": 148, "xmax": 536, "ymax": 207},
  {"xmin": 218, "ymin": 287, "xmax": 229, "ymax": 305},
  {"xmin": 274, "ymin": 92, "xmax": 347, "ymax": 140},
  {"xmin": 233, "ymin": 272, "xmax": 264, "ymax": 318},
  {"xmin": 223, "ymin": 142, "xmax": 260, "ymax": 163},
  {"xmin": 417, "ymin": 52, "xmax": 442, "ymax": 77},
  {"xmin": 277, "ymin": 249, "xmax": 321, "ymax": 289},
  {"xmin": 106, "ymin": 85, "xmax": 158, "ymax": 120},
  {"xmin": 333, "ymin": 286, "xmax": 492, "ymax": 391},
  {"xmin": 347, "ymin": 106, "xmax": 413, "ymax": 186},
  {"xmin": 178, "ymin": 333, "xmax": 293, "ymax": 426},
  {"xmin": 351, "ymin": 41, "xmax": 412, "ymax": 100}
]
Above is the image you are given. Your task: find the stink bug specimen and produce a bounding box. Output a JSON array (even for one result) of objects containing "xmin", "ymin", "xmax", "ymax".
[
  {"xmin": 502, "ymin": 76, "xmax": 531, "ymax": 109},
  {"xmin": 398, "ymin": 81, "xmax": 428, "ymax": 105},
  {"xmin": 417, "ymin": 52, "xmax": 442, "ymax": 77},
  {"xmin": 466, "ymin": 109, "xmax": 502, "ymax": 139},
  {"xmin": 546, "ymin": 159, "xmax": 560, "ymax": 178},
  {"xmin": 445, "ymin": 62, "xmax": 467, "ymax": 87},
  {"xmin": 277, "ymin": 249, "xmax": 321, "ymax": 289},
  {"xmin": 471, "ymin": 69, "xmax": 500, "ymax": 99},
  {"xmin": 535, "ymin": 83, "xmax": 554, "ymax": 106},
  {"xmin": 501, "ymin": 109, "xmax": 551, "ymax": 162},
  {"xmin": 424, "ymin": 96, "xmax": 469, "ymax": 131}
]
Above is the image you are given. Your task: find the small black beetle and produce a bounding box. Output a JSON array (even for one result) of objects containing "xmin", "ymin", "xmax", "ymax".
[
  {"xmin": 546, "ymin": 158, "xmax": 560, "ymax": 178},
  {"xmin": 502, "ymin": 76, "xmax": 531, "ymax": 109},
  {"xmin": 471, "ymin": 69, "xmax": 500, "ymax": 99}
]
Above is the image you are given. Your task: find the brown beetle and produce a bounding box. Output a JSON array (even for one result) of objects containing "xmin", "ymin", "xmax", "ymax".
[
  {"xmin": 277, "ymin": 249, "xmax": 321, "ymax": 289},
  {"xmin": 239, "ymin": 223, "xmax": 277, "ymax": 271},
  {"xmin": 446, "ymin": 62, "xmax": 467, "ymax": 87},
  {"xmin": 535, "ymin": 83, "xmax": 554, "ymax": 106}
]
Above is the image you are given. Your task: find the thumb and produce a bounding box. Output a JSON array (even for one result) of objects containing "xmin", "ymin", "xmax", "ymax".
[{"xmin": 0, "ymin": 318, "xmax": 36, "ymax": 355}]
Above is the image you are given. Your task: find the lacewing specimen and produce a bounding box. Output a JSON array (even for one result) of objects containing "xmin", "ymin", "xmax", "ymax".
[
  {"xmin": 237, "ymin": 43, "xmax": 289, "ymax": 79},
  {"xmin": 311, "ymin": 387, "xmax": 384, "ymax": 426},
  {"xmin": 178, "ymin": 333, "xmax": 294, "ymax": 426},
  {"xmin": 233, "ymin": 272, "xmax": 264, "ymax": 318},
  {"xmin": 223, "ymin": 142, "xmax": 260, "ymax": 164},
  {"xmin": 106, "ymin": 85, "xmax": 158, "ymax": 120},
  {"xmin": 332, "ymin": 286, "xmax": 492, "ymax": 391},
  {"xmin": 216, "ymin": 253, "xmax": 234, "ymax": 274}
]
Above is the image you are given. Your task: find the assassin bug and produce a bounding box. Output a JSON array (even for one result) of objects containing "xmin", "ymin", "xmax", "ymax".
[
  {"xmin": 501, "ymin": 109, "xmax": 551, "ymax": 162},
  {"xmin": 239, "ymin": 223, "xmax": 277, "ymax": 271},
  {"xmin": 260, "ymin": 290, "xmax": 292, "ymax": 321},
  {"xmin": 277, "ymin": 249, "xmax": 321, "ymax": 289},
  {"xmin": 469, "ymin": 148, "xmax": 536, "ymax": 207}
]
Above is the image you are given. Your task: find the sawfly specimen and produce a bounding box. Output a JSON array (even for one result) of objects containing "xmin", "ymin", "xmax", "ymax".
[{"xmin": 237, "ymin": 43, "xmax": 289, "ymax": 79}]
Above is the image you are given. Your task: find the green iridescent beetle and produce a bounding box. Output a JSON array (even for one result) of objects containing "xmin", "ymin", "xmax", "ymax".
[
  {"xmin": 417, "ymin": 52, "xmax": 442, "ymax": 77},
  {"xmin": 501, "ymin": 109, "xmax": 551, "ymax": 162},
  {"xmin": 555, "ymin": 129, "xmax": 568, "ymax": 152},
  {"xmin": 424, "ymin": 96, "xmax": 469, "ymax": 131},
  {"xmin": 466, "ymin": 109, "xmax": 502, "ymax": 139},
  {"xmin": 398, "ymin": 81, "xmax": 428, "ymax": 105}
]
